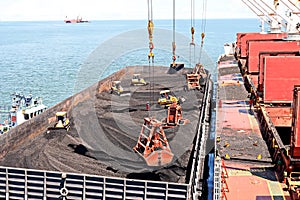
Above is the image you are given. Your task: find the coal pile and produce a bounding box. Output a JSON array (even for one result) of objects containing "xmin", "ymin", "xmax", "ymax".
[{"xmin": 0, "ymin": 65, "xmax": 207, "ymax": 183}]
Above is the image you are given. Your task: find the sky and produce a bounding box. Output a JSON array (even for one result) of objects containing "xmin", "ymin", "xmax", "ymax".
[{"xmin": 0, "ymin": 0, "xmax": 258, "ymax": 21}]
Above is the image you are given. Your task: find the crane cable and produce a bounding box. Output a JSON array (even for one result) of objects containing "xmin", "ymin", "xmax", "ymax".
[
  {"xmin": 172, "ymin": 0, "xmax": 177, "ymax": 67},
  {"xmin": 190, "ymin": 0, "xmax": 196, "ymax": 68},
  {"xmin": 199, "ymin": 0, "xmax": 207, "ymax": 62},
  {"xmin": 190, "ymin": 0, "xmax": 195, "ymax": 45},
  {"xmin": 147, "ymin": 0, "xmax": 154, "ymax": 63},
  {"xmin": 147, "ymin": 0, "xmax": 155, "ymax": 108}
]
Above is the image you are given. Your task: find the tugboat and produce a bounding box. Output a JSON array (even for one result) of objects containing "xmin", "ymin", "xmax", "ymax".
[{"xmin": 0, "ymin": 92, "xmax": 47, "ymax": 133}]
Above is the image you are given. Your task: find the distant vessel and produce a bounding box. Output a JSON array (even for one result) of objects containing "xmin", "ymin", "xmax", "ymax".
[
  {"xmin": 0, "ymin": 92, "xmax": 47, "ymax": 134},
  {"xmin": 64, "ymin": 16, "xmax": 89, "ymax": 23}
]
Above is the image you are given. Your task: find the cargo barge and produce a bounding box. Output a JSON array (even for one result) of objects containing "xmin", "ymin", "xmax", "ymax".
[
  {"xmin": 0, "ymin": 65, "xmax": 212, "ymax": 199},
  {"xmin": 215, "ymin": 0, "xmax": 300, "ymax": 199}
]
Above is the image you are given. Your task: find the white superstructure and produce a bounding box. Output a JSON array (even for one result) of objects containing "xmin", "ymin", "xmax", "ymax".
[{"xmin": 9, "ymin": 92, "xmax": 47, "ymax": 127}]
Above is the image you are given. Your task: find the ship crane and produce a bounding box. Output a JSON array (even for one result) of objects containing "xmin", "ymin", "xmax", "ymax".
[
  {"xmin": 280, "ymin": 0, "xmax": 300, "ymax": 13},
  {"xmin": 260, "ymin": 0, "xmax": 300, "ymax": 34},
  {"xmin": 243, "ymin": 0, "xmax": 300, "ymax": 35},
  {"xmin": 242, "ymin": 0, "xmax": 286, "ymax": 33},
  {"xmin": 258, "ymin": 0, "xmax": 300, "ymax": 34},
  {"xmin": 277, "ymin": 0, "xmax": 300, "ymax": 35}
]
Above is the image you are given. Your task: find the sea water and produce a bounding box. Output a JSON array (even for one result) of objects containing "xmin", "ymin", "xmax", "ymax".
[{"xmin": 0, "ymin": 19, "xmax": 259, "ymax": 108}]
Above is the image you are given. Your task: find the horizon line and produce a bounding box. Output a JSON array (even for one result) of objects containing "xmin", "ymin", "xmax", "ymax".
[{"xmin": 0, "ymin": 17, "xmax": 258, "ymax": 22}]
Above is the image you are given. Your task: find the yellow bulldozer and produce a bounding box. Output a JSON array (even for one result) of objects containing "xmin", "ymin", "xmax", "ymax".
[
  {"xmin": 110, "ymin": 81, "xmax": 131, "ymax": 96},
  {"xmin": 48, "ymin": 111, "xmax": 70, "ymax": 131},
  {"xmin": 131, "ymin": 74, "xmax": 147, "ymax": 86},
  {"xmin": 157, "ymin": 90, "xmax": 179, "ymax": 107},
  {"xmin": 110, "ymin": 81, "xmax": 124, "ymax": 96}
]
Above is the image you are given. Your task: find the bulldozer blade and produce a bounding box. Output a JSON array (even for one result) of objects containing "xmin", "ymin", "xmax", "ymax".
[
  {"xmin": 131, "ymin": 82, "xmax": 148, "ymax": 86},
  {"xmin": 144, "ymin": 149, "xmax": 174, "ymax": 166},
  {"xmin": 119, "ymin": 91, "xmax": 131, "ymax": 97},
  {"xmin": 133, "ymin": 83, "xmax": 148, "ymax": 86},
  {"xmin": 47, "ymin": 127, "xmax": 67, "ymax": 131}
]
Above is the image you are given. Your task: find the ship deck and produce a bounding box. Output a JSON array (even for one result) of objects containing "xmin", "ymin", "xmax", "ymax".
[{"xmin": 217, "ymin": 55, "xmax": 290, "ymax": 199}]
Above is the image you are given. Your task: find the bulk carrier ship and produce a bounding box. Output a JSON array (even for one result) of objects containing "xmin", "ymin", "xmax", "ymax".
[
  {"xmin": 216, "ymin": 0, "xmax": 300, "ymax": 199},
  {"xmin": 5, "ymin": 0, "xmax": 300, "ymax": 199}
]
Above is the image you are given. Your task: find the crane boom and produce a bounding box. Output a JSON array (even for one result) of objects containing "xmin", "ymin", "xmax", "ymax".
[{"xmin": 242, "ymin": 0, "xmax": 285, "ymax": 32}]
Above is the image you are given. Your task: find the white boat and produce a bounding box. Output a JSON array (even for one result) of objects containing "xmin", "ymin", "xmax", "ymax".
[{"xmin": 8, "ymin": 92, "xmax": 47, "ymax": 127}]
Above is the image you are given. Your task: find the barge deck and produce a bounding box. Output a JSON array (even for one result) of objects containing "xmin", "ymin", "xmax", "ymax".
[{"xmin": 0, "ymin": 65, "xmax": 212, "ymax": 199}]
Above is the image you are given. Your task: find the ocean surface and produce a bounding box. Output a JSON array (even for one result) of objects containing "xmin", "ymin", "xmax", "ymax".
[{"xmin": 0, "ymin": 19, "xmax": 259, "ymax": 109}]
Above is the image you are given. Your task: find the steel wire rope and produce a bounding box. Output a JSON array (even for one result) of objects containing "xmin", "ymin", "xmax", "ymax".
[
  {"xmin": 199, "ymin": 0, "xmax": 207, "ymax": 63},
  {"xmin": 191, "ymin": 0, "xmax": 195, "ymax": 28},
  {"xmin": 148, "ymin": 56, "xmax": 154, "ymax": 108},
  {"xmin": 173, "ymin": 0, "xmax": 176, "ymax": 44},
  {"xmin": 171, "ymin": 0, "xmax": 177, "ymax": 66},
  {"xmin": 147, "ymin": 0, "xmax": 154, "ymax": 110},
  {"xmin": 190, "ymin": 0, "xmax": 196, "ymax": 68},
  {"xmin": 152, "ymin": 59, "xmax": 154, "ymax": 107}
]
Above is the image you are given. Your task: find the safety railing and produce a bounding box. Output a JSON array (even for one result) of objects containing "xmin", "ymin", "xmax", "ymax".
[
  {"xmin": 0, "ymin": 167, "xmax": 189, "ymax": 200},
  {"xmin": 214, "ymin": 157, "xmax": 221, "ymax": 200},
  {"xmin": 188, "ymin": 73, "xmax": 212, "ymax": 199}
]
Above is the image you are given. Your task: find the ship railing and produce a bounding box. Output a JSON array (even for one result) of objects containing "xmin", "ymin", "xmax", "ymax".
[
  {"xmin": 188, "ymin": 73, "xmax": 212, "ymax": 199},
  {"xmin": 258, "ymin": 106, "xmax": 285, "ymax": 151},
  {"xmin": 0, "ymin": 166, "xmax": 189, "ymax": 200},
  {"xmin": 214, "ymin": 156, "xmax": 221, "ymax": 200},
  {"xmin": 257, "ymin": 105, "xmax": 287, "ymax": 181}
]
